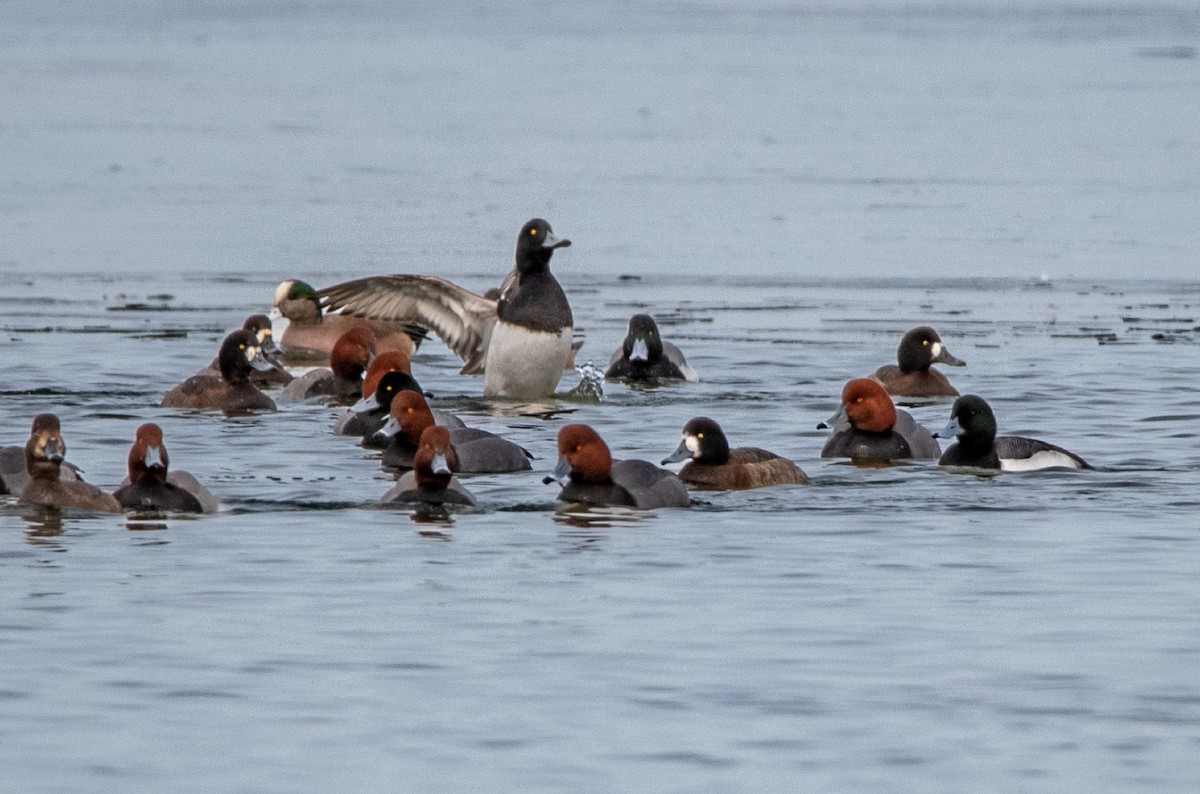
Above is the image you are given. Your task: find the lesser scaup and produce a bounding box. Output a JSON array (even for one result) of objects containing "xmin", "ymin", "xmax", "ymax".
[
  {"xmin": 662, "ymin": 417, "xmax": 807, "ymax": 489},
  {"xmin": 605, "ymin": 314, "xmax": 698, "ymax": 382},
  {"xmin": 872, "ymin": 326, "xmax": 965, "ymax": 398},
  {"xmin": 162, "ymin": 330, "xmax": 278, "ymax": 412},
  {"xmin": 544, "ymin": 424, "xmax": 690, "ymax": 509},
  {"xmin": 318, "ymin": 219, "xmax": 575, "ymax": 399},
  {"xmin": 935, "ymin": 394, "xmax": 1093, "ymax": 471},
  {"xmin": 18, "ymin": 414, "xmax": 121, "ymax": 513}
]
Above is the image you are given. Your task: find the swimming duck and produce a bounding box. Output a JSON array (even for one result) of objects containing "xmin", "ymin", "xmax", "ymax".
[
  {"xmin": 113, "ymin": 423, "xmax": 217, "ymax": 513},
  {"xmin": 198, "ymin": 315, "xmax": 293, "ymax": 387},
  {"xmin": 820, "ymin": 378, "xmax": 940, "ymax": 461},
  {"xmin": 935, "ymin": 394, "xmax": 1093, "ymax": 471},
  {"xmin": 605, "ymin": 314, "xmax": 698, "ymax": 382},
  {"xmin": 162, "ymin": 330, "xmax": 278, "ymax": 412},
  {"xmin": 375, "ymin": 390, "xmax": 531, "ymax": 473},
  {"xmin": 872, "ymin": 326, "xmax": 965, "ymax": 398},
  {"xmin": 18, "ymin": 414, "xmax": 121, "ymax": 513},
  {"xmin": 272, "ymin": 279, "xmax": 423, "ymax": 361},
  {"xmin": 338, "ymin": 368, "xmax": 427, "ymax": 444},
  {"xmin": 283, "ymin": 326, "xmax": 375, "ymax": 402},
  {"xmin": 544, "ymin": 423, "xmax": 690, "ymax": 509},
  {"xmin": 381, "ymin": 426, "xmax": 477, "ymax": 507},
  {"xmin": 1, "ymin": 444, "xmax": 81, "ymax": 495},
  {"xmin": 662, "ymin": 417, "xmax": 807, "ymax": 489},
  {"xmin": 318, "ymin": 218, "xmax": 574, "ymax": 399}
]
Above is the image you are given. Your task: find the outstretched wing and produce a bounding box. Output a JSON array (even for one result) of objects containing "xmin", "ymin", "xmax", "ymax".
[{"xmin": 319, "ymin": 276, "xmax": 498, "ymax": 373}]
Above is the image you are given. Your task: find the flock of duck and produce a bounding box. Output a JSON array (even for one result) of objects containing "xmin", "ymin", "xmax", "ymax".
[{"xmin": 2, "ymin": 218, "xmax": 1093, "ymax": 516}]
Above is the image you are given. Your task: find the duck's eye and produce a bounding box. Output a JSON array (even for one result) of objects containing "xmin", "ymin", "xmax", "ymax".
[
  {"xmin": 922, "ymin": 339, "xmax": 929, "ymax": 346},
  {"xmin": 530, "ymin": 228, "xmax": 538, "ymax": 236},
  {"xmin": 856, "ymin": 397, "xmax": 864, "ymax": 403},
  {"xmin": 406, "ymin": 407, "xmax": 414, "ymax": 414},
  {"xmin": 697, "ymin": 432, "xmax": 704, "ymax": 439},
  {"xmin": 239, "ymin": 344, "xmax": 246, "ymax": 350},
  {"xmin": 386, "ymin": 386, "xmax": 393, "ymax": 393}
]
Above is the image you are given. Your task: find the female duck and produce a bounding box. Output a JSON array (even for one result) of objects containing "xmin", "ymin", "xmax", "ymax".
[
  {"xmin": 544, "ymin": 424, "xmax": 690, "ymax": 509},
  {"xmin": 162, "ymin": 330, "xmax": 278, "ymax": 412},
  {"xmin": 272, "ymin": 279, "xmax": 422, "ymax": 361},
  {"xmin": 605, "ymin": 314, "xmax": 698, "ymax": 382},
  {"xmin": 284, "ymin": 326, "xmax": 375, "ymax": 402},
  {"xmin": 820, "ymin": 378, "xmax": 940, "ymax": 462},
  {"xmin": 381, "ymin": 426, "xmax": 477, "ymax": 507},
  {"xmin": 872, "ymin": 326, "xmax": 965, "ymax": 398},
  {"xmin": 113, "ymin": 423, "xmax": 217, "ymax": 513},
  {"xmin": 662, "ymin": 417, "xmax": 806, "ymax": 489},
  {"xmin": 198, "ymin": 315, "xmax": 292, "ymax": 386},
  {"xmin": 318, "ymin": 218, "xmax": 575, "ymax": 399},
  {"xmin": 935, "ymin": 394, "xmax": 1092, "ymax": 471},
  {"xmin": 19, "ymin": 414, "xmax": 121, "ymax": 513},
  {"xmin": 375, "ymin": 390, "xmax": 530, "ymax": 473}
]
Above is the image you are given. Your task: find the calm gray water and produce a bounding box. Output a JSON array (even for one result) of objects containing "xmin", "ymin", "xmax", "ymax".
[{"xmin": 3, "ymin": 2, "xmax": 1200, "ymax": 791}]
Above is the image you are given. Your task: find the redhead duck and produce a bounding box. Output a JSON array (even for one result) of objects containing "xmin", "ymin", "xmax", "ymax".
[
  {"xmin": 872, "ymin": 326, "xmax": 965, "ymax": 398},
  {"xmin": 820, "ymin": 378, "xmax": 940, "ymax": 462},
  {"xmin": 935, "ymin": 395, "xmax": 1093, "ymax": 471},
  {"xmin": 272, "ymin": 279, "xmax": 423, "ymax": 361},
  {"xmin": 375, "ymin": 390, "xmax": 531, "ymax": 473},
  {"xmin": 318, "ymin": 219, "xmax": 575, "ymax": 399},
  {"xmin": 198, "ymin": 315, "xmax": 293, "ymax": 387},
  {"xmin": 381, "ymin": 426, "xmax": 477, "ymax": 507},
  {"xmin": 544, "ymin": 424, "xmax": 690, "ymax": 509},
  {"xmin": 18, "ymin": 414, "xmax": 121, "ymax": 513},
  {"xmin": 662, "ymin": 417, "xmax": 806, "ymax": 489},
  {"xmin": 605, "ymin": 314, "xmax": 698, "ymax": 382},
  {"xmin": 113, "ymin": 423, "xmax": 217, "ymax": 513},
  {"xmin": 162, "ymin": 330, "xmax": 278, "ymax": 412},
  {"xmin": 283, "ymin": 326, "xmax": 375, "ymax": 402}
]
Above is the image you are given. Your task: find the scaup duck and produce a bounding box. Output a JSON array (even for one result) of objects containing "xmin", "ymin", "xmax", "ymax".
[
  {"xmin": 605, "ymin": 314, "xmax": 698, "ymax": 382},
  {"xmin": 18, "ymin": 414, "xmax": 121, "ymax": 513},
  {"xmin": 872, "ymin": 326, "xmax": 965, "ymax": 398},
  {"xmin": 113, "ymin": 423, "xmax": 217, "ymax": 513},
  {"xmin": 375, "ymin": 390, "xmax": 531, "ymax": 473},
  {"xmin": 544, "ymin": 424, "xmax": 690, "ymax": 509},
  {"xmin": 935, "ymin": 394, "xmax": 1093, "ymax": 471},
  {"xmin": 381, "ymin": 426, "xmax": 477, "ymax": 507},
  {"xmin": 318, "ymin": 218, "xmax": 574, "ymax": 399},
  {"xmin": 272, "ymin": 279, "xmax": 423, "ymax": 361},
  {"xmin": 820, "ymin": 378, "xmax": 940, "ymax": 462},
  {"xmin": 283, "ymin": 326, "xmax": 375, "ymax": 402},
  {"xmin": 662, "ymin": 417, "xmax": 807, "ymax": 489},
  {"xmin": 162, "ymin": 330, "xmax": 278, "ymax": 412}
]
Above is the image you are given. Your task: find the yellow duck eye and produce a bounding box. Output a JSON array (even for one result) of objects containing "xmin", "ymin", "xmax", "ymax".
[
  {"xmin": 697, "ymin": 433, "xmax": 704, "ymax": 439},
  {"xmin": 386, "ymin": 386, "xmax": 393, "ymax": 392},
  {"xmin": 530, "ymin": 228, "xmax": 538, "ymax": 236},
  {"xmin": 239, "ymin": 344, "xmax": 246, "ymax": 350},
  {"xmin": 922, "ymin": 339, "xmax": 929, "ymax": 346}
]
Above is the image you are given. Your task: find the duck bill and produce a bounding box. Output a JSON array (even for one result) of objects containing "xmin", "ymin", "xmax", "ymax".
[
  {"xmin": 817, "ymin": 404, "xmax": 848, "ymax": 431},
  {"xmin": 44, "ymin": 437, "xmax": 65, "ymax": 463},
  {"xmin": 661, "ymin": 439, "xmax": 692, "ymax": 465},
  {"xmin": 374, "ymin": 415, "xmax": 401, "ymax": 440},
  {"xmin": 629, "ymin": 338, "xmax": 649, "ymax": 362},
  {"xmin": 932, "ymin": 342, "xmax": 965, "ymax": 367},
  {"xmin": 247, "ymin": 348, "xmax": 277, "ymax": 372},
  {"xmin": 430, "ymin": 453, "xmax": 451, "ymax": 476},
  {"xmin": 142, "ymin": 444, "xmax": 165, "ymax": 471},
  {"xmin": 542, "ymin": 455, "xmax": 572, "ymax": 486},
  {"xmin": 351, "ymin": 394, "xmax": 380, "ymax": 414},
  {"xmin": 542, "ymin": 231, "xmax": 571, "ymax": 250},
  {"xmin": 933, "ymin": 419, "xmax": 962, "ymax": 439}
]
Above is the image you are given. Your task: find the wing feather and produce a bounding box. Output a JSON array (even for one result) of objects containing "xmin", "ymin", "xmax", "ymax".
[{"xmin": 318, "ymin": 276, "xmax": 498, "ymax": 369}]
